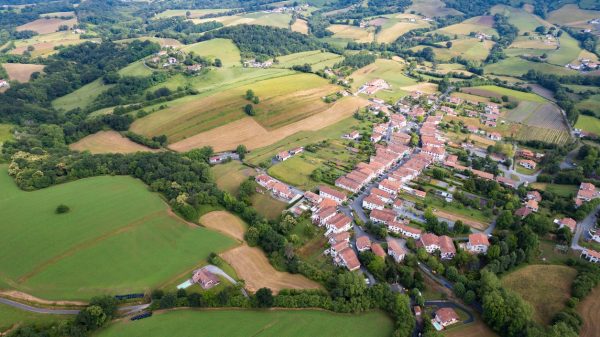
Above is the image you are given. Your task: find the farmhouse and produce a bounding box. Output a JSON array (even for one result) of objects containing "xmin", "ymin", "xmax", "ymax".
[
  {"xmin": 466, "ymin": 233, "xmax": 490, "ymax": 254},
  {"xmin": 387, "ymin": 238, "xmax": 406, "ymax": 263},
  {"xmin": 439, "ymin": 235, "xmax": 456, "ymax": 260},
  {"xmin": 515, "ymin": 206, "xmax": 533, "ymax": 219},
  {"xmin": 527, "ymin": 191, "xmax": 542, "ymax": 202},
  {"xmin": 555, "ymin": 217, "xmax": 577, "ymax": 233},
  {"xmin": 359, "ymin": 78, "xmax": 390, "ymax": 95},
  {"xmin": 192, "ymin": 268, "xmax": 220, "ymax": 290},
  {"xmin": 319, "ymin": 185, "xmax": 347, "ymax": 204},
  {"xmin": 343, "ymin": 130, "xmax": 361, "ymax": 140},
  {"xmin": 519, "ymin": 159, "xmax": 537, "ymax": 170},
  {"xmin": 356, "ymin": 236, "xmax": 372, "ymax": 252},
  {"xmin": 434, "ymin": 308, "xmax": 460, "ymax": 328}
]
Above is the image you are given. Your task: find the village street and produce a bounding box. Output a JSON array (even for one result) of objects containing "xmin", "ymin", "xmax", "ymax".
[{"xmin": 572, "ymin": 204, "xmax": 600, "ymax": 250}]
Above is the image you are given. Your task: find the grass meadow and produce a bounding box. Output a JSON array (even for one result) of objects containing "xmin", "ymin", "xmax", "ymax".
[
  {"xmin": 181, "ymin": 39, "xmax": 241, "ymax": 67},
  {"xmin": 52, "ymin": 78, "xmax": 112, "ymax": 112},
  {"xmin": 0, "ymin": 166, "xmax": 235, "ymax": 300},
  {"xmin": 350, "ymin": 59, "xmax": 417, "ymax": 101},
  {"xmin": 484, "ymin": 57, "xmax": 577, "ymax": 77},
  {"xmin": 96, "ymin": 309, "xmax": 394, "ymax": 337},
  {"xmin": 575, "ymin": 115, "xmax": 600, "ymax": 136},
  {"xmin": 0, "ymin": 302, "xmax": 67, "ymax": 332},
  {"xmin": 273, "ymin": 50, "xmax": 343, "ymax": 71}
]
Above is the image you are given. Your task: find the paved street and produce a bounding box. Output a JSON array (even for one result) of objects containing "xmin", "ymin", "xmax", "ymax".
[{"xmin": 572, "ymin": 204, "xmax": 600, "ymax": 250}]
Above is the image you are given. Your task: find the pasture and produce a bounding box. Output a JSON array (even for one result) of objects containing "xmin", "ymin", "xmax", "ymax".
[
  {"xmin": 2, "ymin": 63, "xmax": 45, "ymax": 82},
  {"xmin": 167, "ymin": 96, "xmax": 367, "ymax": 152},
  {"xmin": 212, "ymin": 161, "xmax": 256, "ymax": 195},
  {"xmin": 9, "ymin": 31, "xmax": 93, "ymax": 57},
  {"xmin": 350, "ymin": 58, "xmax": 417, "ymax": 101},
  {"xmin": 484, "ymin": 57, "xmax": 577, "ymax": 77},
  {"xmin": 420, "ymin": 39, "xmax": 494, "ymax": 62},
  {"xmin": 546, "ymin": 32, "xmax": 585, "ymax": 65},
  {"xmin": 154, "ymin": 9, "xmax": 229, "ymax": 19},
  {"xmin": 327, "ymin": 24, "xmax": 375, "ymax": 43},
  {"xmin": 576, "ymin": 94, "xmax": 600, "ymax": 113},
  {"xmin": 193, "ymin": 12, "xmax": 292, "ymax": 29},
  {"xmin": 490, "ymin": 5, "xmax": 551, "ymax": 32},
  {"xmin": 375, "ymin": 15, "xmax": 431, "ymax": 43},
  {"xmin": 250, "ymin": 192, "xmax": 288, "ymax": 220},
  {"xmin": 199, "ymin": 211, "xmax": 247, "ymax": 242},
  {"xmin": 181, "ymin": 38, "xmax": 241, "ymax": 67},
  {"xmin": 578, "ymin": 285, "xmax": 600, "ymax": 337},
  {"xmin": 268, "ymin": 156, "xmax": 321, "ymax": 190},
  {"xmin": 52, "ymin": 78, "xmax": 111, "ymax": 111},
  {"xmin": 221, "ymin": 244, "xmax": 321, "ymax": 293},
  {"xmin": 96, "ymin": 309, "xmax": 394, "ymax": 337},
  {"xmin": 118, "ymin": 60, "xmax": 152, "ymax": 77},
  {"xmin": 273, "ymin": 50, "xmax": 343, "ymax": 71},
  {"xmin": 575, "ymin": 115, "xmax": 600, "ymax": 136},
  {"xmin": 69, "ymin": 131, "xmax": 158, "ymax": 154},
  {"xmin": 0, "ymin": 167, "xmax": 235, "ymax": 300},
  {"xmin": 133, "ymin": 72, "xmax": 339, "ymax": 143},
  {"xmin": 291, "ymin": 18, "xmax": 309, "ymax": 34},
  {"xmin": 16, "ymin": 17, "xmax": 77, "ymax": 34},
  {"xmin": 548, "ymin": 5, "xmax": 600, "ymax": 31},
  {"xmin": 502, "ymin": 264, "xmax": 577, "ymax": 325},
  {"xmin": 437, "ymin": 16, "xmax": 497, "ymax": 37},
  {"xmin": 407, "ymin": 0, "xmax": 462, "ymax": 17},
  {"xmin": 0, "ymin": 302, "xmax": 67, "ymax": 333}
]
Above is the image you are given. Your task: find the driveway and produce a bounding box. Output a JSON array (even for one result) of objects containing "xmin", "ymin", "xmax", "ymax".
[{"xmin": 204, "ymin": 264, "xmax": 249, "ymax": 297}]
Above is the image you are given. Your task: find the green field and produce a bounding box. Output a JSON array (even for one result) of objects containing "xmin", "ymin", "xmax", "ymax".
[
  {"xmin": 273, "ymin": 50, "xmax": 343, "ymax": 71},
  {"xmin": 407, "ymin": 0, "xmax": 462, "ymax": 17},
  {"xmin": 0, "ymin": 302, "xmax": 67, "ymax": 332},
  {"xmin": 437, "ymin": 16, "xmax": 497, "ymax": 37},
  {"xmin": 491, "ymin": 5, "xmax": 551, "ymax": 32},
  {"xmin": 547, "ymin": 32, "xmax": 584, "ymax": 65},
  {"xmin": 577, "ymin": 94, "xmax": 600, "ymax": 114},
  {"xmin": 350, "ymin": 59, "xmax": 417, "ymax": 101},
  {"xmin": 52, "ymin": 78, "xmax": 111, "ymax": 112},
  {"xmin": 194, "ymin": 12, "xmax": 292, "ymax": 29},
  {"xmin": 212, "ymin": 161, "xmax": 255, "ymax": 195},
  {"xmin": 484, "ymin": 57, "xmax": 577, "ymax": 77},
  {"xmin": 0, "ymin": 167, "xmax": 235, "ymax": 300},
  {"xmin": 414, "ymin": 38, "xmax": 494, "ymax": 62},
  {"xmin": 268, "ymin": 156, "xmax": 320, "ymax": 190},
  {"xmin": 251, "ymin": 192, "xmax": 288, "ymax": 220},
  {"xmin": 118, "ymin": 60, "xmax": 153, "ymax": 77},
  {"xmin": 0, "ymin": 123, "xmax": 13, "ymax": 145},
  {"xmin": 155, "ymin": 9, "xmax": 230, "ymax": 19},
  {"xmin": 181, "ymin": 39, "xmax": 241, "ymax": 67},
  {"xmin": 463, "ymin": 85, "xmax": 546, "ymax": 103},
  {"xmin": 96, "ymin": 309, "xmax": 394, "ymax": 337},
  {"xmin": 575, "ymin": 115, "xmax": 600, "ymax": 135}
]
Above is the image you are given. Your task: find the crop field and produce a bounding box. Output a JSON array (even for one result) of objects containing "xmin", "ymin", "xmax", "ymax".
[
  {"xmin": 118, "ymin": 60, "xmax": 152, "ymax": 77},
  {"xmin": 548, "ymin": 4, "xmax": 600, "ymax": 31},
  {"xmin": 407, "ymin": 0, "xmax": 462, "ymax": 17},
  {"xmin": 133, "ymin": 73, "xmax": 339, "ymax": 143},
  {"xmin": 168, "ymin": 95, "xmax": 367, "ymax": 152},
  {"xmin": 9, "ymin": 31, "xmax": 93, "ymax": 57},
  {"xmin": 154, "ymin": 9, "xmax": 230, "ymax": 19},
  {"xmin": 2, "ymin": 63, "xmax": 45, "ymax": 82},
  {"xmin": 502, "ymin": 265, "xmax": 577, "ymax": 325},
  {"xmin": 52, "ymin": 78, "xmax": 111, "ymax": 111},
  {"xmin": 576, "ymin": 94, "xmax": 600, "ymax": 113},
  {"xmin": 16, "ymin": 17, "xmax": 77, "ymax": 34},
  {"xmin": 575, "ymin": 115, "xmax": 600, "ymax": 135},
  {"xmin": 514, "ymin": 126, "xmax": 571, "ymax": 144},
  {"xmin": 97, "ymin": 309, "xmax": 393, "ymax": 337},
  {"xmin": 116, "ymin": 37, "xmax": 182, "ymax": 48},
  {"xmin": 578, "ymin": 285, "xmax": 600, "ymax": 337},
  {"xmin": 327, "ymin": 24, "xmax": 375, "ymax": 43},
  {"xmin": 199, "ymin": 211, "xmax": 247, "ymax": 242},
  {"xmin": 350, "ymin": 59, "xmax": 417, "ymax": 101},
  {"xmin": 194, "ymin": 12, "xmax": 292, "ymax": 29},
  {"xmin": 221, "ymin": 244, "xmax": 321, "ymax": 293},
  {"xmin": 547, "ymin": 32, "xmax": 585, "ymax": 65},
  {"xmin": 462, "ymin": 85, "xmax": 546, "ymax": 103},
  {"xmin": 437, "ymin": 16, "xmax": 497, "ymax": 37},
  {"xmin": 491, "ymin": 5, "xmax": 551, "ymax": 32},
  {"xmin": 484, "ymin": 57, "xmax": 577, "ymax": 77},
  {"xmin": 273, "ymin": 50, "xmax": 343, "ymax": 71},
  {"xmin": 69, "ymin": 131, "xmax": 158, "ymax": 154},
  {"xmin": 0, "ymin": 302, "xmax": 67, "ymax": 332},
  {"xmin": 291, "ymin": 18, "xmax": 309, "ymax": 34},
  {"xmin": 376, "ymin": 16, "xmax": 431, "ymax": 43},
  {"xmin": 0, "ymin": 167, "xmax": 235, "ymax": 300},
  {"xmin": 181, "ymin": 39, "xmax": 241, "ymax": 67},
  {"xmin": 425, "ymin": 39, "xmax": 495, "ymax": 62},
  {"xmin": 212, "ymin": 161, "xmax": 256, "ymax": 195}
]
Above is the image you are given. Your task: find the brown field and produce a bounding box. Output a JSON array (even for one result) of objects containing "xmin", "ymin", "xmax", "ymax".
[
  {"xmin": 444, "ymin": 318, "xmax": 498, "ymax": 337},
  {"xmin": 578, "ymin": 285, "xmax": 600, "ymax": 337},
  {"xmin": 169, "ymin": 96, "xmax": 368, "ymax": 152},
  {"xmin": 199, "ymin": 211, "xmax": 246, "ymax": 242},
  {"xmin": 400, "ymin": 82, "xmax": 438, "ymax": 94},
  {"xmin": 17, "ymin": 18, "xmax": 77, "ymax": 34},
  {"xmin": 69, "ymin": 131, "xmax": 158, "ymax": 154},
  {"xmin": 433, "ymin": 210, "xmax": 487, "ymax": 231},
  {"xmin": 2, "ymin": 63, "xmax": 45, "ymax": 83},
  {"xmin": 220, "ymin": 244, "xmax": 321, "ymax": 293},
  {"xmin": 377, "ymin": 21, "xmax": 430, "ymax": 43},
  {"xmin": 291, "ymin": 19, "xmax": 309, "ymax": 34},
  {"xmin": 502, "ymin": 264, "xmax": 577, "ymax": 325}
]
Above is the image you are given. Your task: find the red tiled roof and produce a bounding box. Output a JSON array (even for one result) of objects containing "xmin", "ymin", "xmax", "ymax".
[
  {"xmin": 436, "ymin": 308, "xmax": 459, "ymax": 324},
  {"xmin": 469, "ymin": 233, "xmax": 490, "ymax": 246},
  {"xmin": 339, "ymin": 248, "xmax": 360, "ymax": 270},
  {"xmin": 370, "ymin": 208, "xmax": 396, "ymax": 222},
  {"xmin": 356, "ymin": 236, "xmax": 371, "ymax": 250},
  {"xmin": 372, "ymin": 243, "xmax": 386, "ymax": 257},
  {"xmin": 420, "ymin": 233, "xmax": 439, "ymax": 247},
  {"xmin": 439, "ymin": 235, "xmax": 455, "ymax": 254},
  {"xmin": 319, "ymin": 185, "xmax": 346, "ymax": 200},
  {"xmin": 387, "ymin": 238, "xmax": 406, "ymax": 255}
]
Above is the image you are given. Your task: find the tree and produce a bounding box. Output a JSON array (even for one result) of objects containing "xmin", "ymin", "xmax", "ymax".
[
  {"xmin": 245, "ymin": 89, "xmax": 255, "ymax": 100},
  {"xmin": 255, "ymin": 287, "xmax": 274, "ymax": 307},
  {"xmin": 55, "ymin": 204, "xmax": 70, "ymax": 214},
  {"xmin": 244, "ymin": 104, "xmax": 255, "ymax": 116},
  {"xmin": 214, "ymin": 58, "xmax": 222, "ymax": 67},
  {"xmin": 236, "ymin": 144, "xmax": 247, "ymax": 160},
  {"xmin": 75, "ymin": 305, "xmax": 106, "ymax": 331},
  {"xmin": 446, "ymin": 41, "xmax": 453, "ymax": 48}
]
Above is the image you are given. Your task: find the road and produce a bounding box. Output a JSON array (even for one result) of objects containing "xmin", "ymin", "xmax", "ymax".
[
  {"xmin": 0, "ymin": 298, "xmax": 150, "ymax": 316},
  {"xmin": 572, "ymin": 204, "xmax": 600, "ymax": 250},
  {"xmin": 204, "ymin": 264, "xmax": 249, "ymax": 297}
]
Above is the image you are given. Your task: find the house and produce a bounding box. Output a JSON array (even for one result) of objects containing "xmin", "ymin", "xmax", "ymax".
[
  {"xmin": 325, "ymin": 213, "xmax": 353, "ymax": 234},
  {"xmin": 343, "ymin": 130, "xmax": 361, "ymax": 140},
  {"xmin": 372, "ymin": 243, "xmax": 386, "ymax": 258},
  {"xmin": 439, "ymin": 235, "xmax": 456, "ymax": 260},
  {"xmin": 338, "ymin": 248, "xmax": 361, "ymax": 271},
  {"xmin": 555, "ymin": 217, "xmax": 577, "ymax": 233},
  {"xmin": 421, "ymin": 145, "xmax": 446, "ymax": 161},
  {"xmin": 434, "ymin": 308, "xmax": 460, "ymax": 328},
  {"xmin": 272, "ymin": 182, "xmax": 294, "ymax": 200},
  {"xmin": 519, "ymin": 159, "xmax": 537, "ymax": 170},
  {"xmin": 472, "ymin": 169, "xmax": 494, "ymax": 181},
  {"xmin": 488, "ymin": 132, "xmax": 502, "ymax": 141},
  {"xmin": 328, "ymin": 231, "xmax": 350, "ymax": 245},
  {"xmin": 312, "ymin": 206, "xmax": 337, "ymax": 225},
  {"xmin": 187, "ymin": 64, "xmax": 202, "ymax": 73},
  {"xmin": 387, "ymin": 238, "xmax": 407, "ymax": 263},
  {"xmin": 363, "ymin": 195, "xmax": 385, "ymax": 210},
  {"xmin": 304, "ymin": 191, "xmax": 323, "ymax": 205},
  {"xmin": 418, "ymin": 233, "xmax": 440, "ymax": 253},
  {"xmin": 466, "ymin": 233, "xmax": 490, "ymax": 254},
  {"xmin": 496, "ymin": 176, "xmax": 518, "ymax": 189},
  {"xmin": 370, "ymin": 132, "xmax": 384, "ymax": 143},
  {"xmin": 581, "ymin": 249, "xmax": 600, "ymax": 264},
  {"xmin": 277, "ymin": 151, "xmax": 292, "ymax": 161},
  {"xmin": 379, "ymin": 179, "xmax": 401, "ymax": 195},
  {"xmin": 526, "ymin": 199, "xmax": 539, "ymax": 212},
  {"xmin": 515, "ymin": 206, "xmax": 532, "ymax": 219},
  {"xmin": 370, "ymin": 208, "xmax": 396, "ymax": 224},
  {"xmin": 192, "ymin": 268, "xmax": 220, "ymax": 289},
  {"xmin": 335, "ymin": 176, "xmax": 362, "ymax": 193},
  {"xmin": 527, "ymin": 191, "xmax": 542, "ymax": 202},
  {"xmin": 370, "ymin": 188, "xmax": 393, "ymax": 203},
  {"xmin": 576, "ymin": 182, "xmax": 598, "ymax": 206},
  {"xmin": 390, "ymin": 114, "xmax": 407, "ymax": 129},
  {"xmin": 0, "ymin": 79, "xmax": 9, "ymax": 88},
  {"xmin": 319, "ymin": 186, "xmax": 347, "ymax": 204},
  {"xmin": 167, "ymin": 57, "xmax": 178, "ymax": 64},
  {"xmin": 388, "ymin": 221, "xmax": 422, "ymax": 239},
  {"xmin": 356, "ymin": 236, "xmax": 372, "ymax": 252}
]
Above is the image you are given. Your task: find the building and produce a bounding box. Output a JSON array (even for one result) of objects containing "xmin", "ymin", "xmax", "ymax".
[
  {"xmin": 325, "ymin": 213, "xmax": 353, "ymax": 234},
  {"xmin": 388, "ymin": 221, "xmax": 422, "ymax": 239},
  {"xmin": 418, "ymin": 233, "xmax": 440, "ymax": 253},
  {"xmin": 304, "ymin": 191, "xmax": 323, "ymax": 205},
  {"xmin": 439, "ymin": 235, "xmax": 456, "ymax": 260},
  {"xmin": 576, "ymin": 182, "xmax": 598, "ymax": 207},
  {"xmin": 343, "ymin": 130, "xmax": 361, "ymax": 140},
  {"xmin": 525, "ymin": 199, "xmax": 539, "ymax": 212},
  {"xmin": 319, "ymin": 185, "xmax": 347, "ymax": 204},
  {"xmin": 372, "ymin": 243, "xmax": 386, "ymax": 258},
  {"xmin": 192, "ymin": 268, "xmax": 220, "ymax": 289},
  {"xmin": 356, "ymin": 236, "xmax": 372, "ymax": 252},
  {"xmin": 335, "ymin": 176, "xmax": 362, "ymax": 193},
  {"xmin": 0, "ymin": 79, "xmax": 9, "ymax": 88},
  {"xmin": 338, "ymin": 248, "xmax": 361, "ymax": 271},
  {"xmin": 519, "ymin": 159, "xmax": 537, "ymax": 170},
  {"xmin": 515, "ymin": 206, "xmax": 532, "ymax": 219},
  {"xmin": 555, "ymin": 217, "xmax": 577, "ymax": 233},
  {"xmin": 328, "ymin": 231, "xmax": 350, "ymax": 245},
  {"xmin": 466, "ymin": 233, "xmax": 490, "ymax": 254},
  {"xmin": 581, "ymin": 249, "xmax": 600, "ymax": 264},
  {"xmin": 379, "ymin": 179, "xmax": 401, "ymax": 195},
  {"xmin": 363, "ymin": 195, "xmax": 385, "ymax": 210},
  {"xmin": 387, "ymin": 238, "xmax": 407, "ymax": 263},
  {"xmin": 434, "ymin": 308, "xmax": 460, "ymax": 328},
  {"xmin": 527, "ymin": 191, "xmax": 542, "ymax": 202},
  {"xmin": 370, "ymin": 188, "xmax": 393, "ymax": 203},
  {"xmin": 488, "ymin": 132, "xmax": 502, "ymax": 141},
  {"xmin": 312, "ymin": 206, "xmax": 337, "ymax": 225},
  {"xmin": 370, "ymin": 208, "xmax": 396, "ymax": 224},
  {"xmin": 496, "ymin": 176, "xmax": 518, "ymax": 189}
]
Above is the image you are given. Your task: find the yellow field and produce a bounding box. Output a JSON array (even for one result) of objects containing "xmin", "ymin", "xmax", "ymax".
[
  {"xmin": 2, "ymin": 63, "xmax": 45, "ymax": 82},
  {"xmin": 437, "ymin": 16, "xmax": 497, "ymax": 36},
  {"xmin": 9, "ymin": 31, "xmax": 94, "ymax": 57},
  {"xmin": 132, "ymin": 73, "xmax": 340, "ymax": 142},
  {"xmin": 16, "ymin": 17, "xmax": 77, "ymax": 34},
  {"xmin": 181, "ymin": 39, "xmax": 241, "ymax": 67},
  {"xmin": 291, "ymin": 18, "xmax": 309, "ymax": 34},
  {"xmin": 69, "ymin": 131, "xmax": 158, "ymax": 154},
  {"xmin": 199, "ymin": 211, "xmax": 247, "ymax": 242},
  {"xmin": 221, "ymin": 244, "xmax": 321, "ymax": 293},
  {"xmin": 169, "ymin": 96, "xmax": 368, "ymax": 152},
  {"xmin": 376, "ymin": 20, "xmax": 430, "ymax": 43},
  {"xmin": 328, "ymin": 24, "xmax": 375, "ymax": 43}
]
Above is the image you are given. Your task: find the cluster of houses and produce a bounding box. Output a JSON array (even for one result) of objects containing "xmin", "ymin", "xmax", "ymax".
[
  {"xmin": 264, "ymin": 4, "xmax": 308, "ymax": 13},
  {"xmin": 444, "ymin": 155, "xmax": 519, "ymax": 190},
  {"xmin": 255, "ymin": 174, "xmax": 301, "ymax": 203},
  {"xmin": 515, "ymin": 190, "xmax": 541, "ymax": 218},
  {"xmin": 566, "ymin": 58, "xmax": 599, "ymax": 72},
  {"xmin": 575, "ymin": 182, "xmax": 599, "ymax": 207},
  {"xmin": 208, "ymin": 152, "xmax": 240, "ymax": 165},
  {"xmin": 276, "ymin": 147, "xmax": 304, "ymax": 161},
  {"xmin": 243, "ymin": 59, "xmax": 273, "ymax": 68},
  {"xmin": 358, "ymin": 78, "xmax": 390, "ymax": 95}
]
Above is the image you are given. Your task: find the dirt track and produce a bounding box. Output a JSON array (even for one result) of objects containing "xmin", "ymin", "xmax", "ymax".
[
  {"xmin": 220, "ymin": 245, "xmax": 321, "ymax": 294},
  {"xmin": 70, "ymin": 131, "xmax": 158, "ymax": 154},
  {"xmin": 0, "ymin": 291, "xmax": 86, "ymax": 307},
  {"xmin": 199, "ymin": 211, "xmax": 246, "ymax": 242},
  {"xmin": 169, "ymin": 96, "xmax": 368, "ymax": 152}
]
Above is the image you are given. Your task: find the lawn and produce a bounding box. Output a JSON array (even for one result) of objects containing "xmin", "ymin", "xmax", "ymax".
[
  {"xmin": 0, "ymin": 166, "xmax": 235, "ymax": 300},
  {"xmin": 251, "ymin": 192, "xmax": 288, "ymax": 220},
  {"xmin": 575, "ymin": 115, "xmax": 600, "ymax": 136},
  {"xmin": 118, "ymin": 60, "xmax": 153, "ymax": 77},
  {"xmin": 350, "ymin": 58, "xmax": 417, "ymax": 101},
  {"xmin": 96, "ymin": 309, "xmax": 394, "ymax": 337},
  {"xmin": 268, "ymin": 156, "xmax": 320, "ymax": 190},
  {"xmin": 181, "ymin": 38, "xmax": 241, "ymax": 67},
  {"xmin": 501, "ymin": 264, "xmax": 577, "ymax": 325},
  {"xmin": 463, "ymin": 85, "xmax": 546, "ymax": 103},
  {"xmin": 0, "ymin": 302, "xmax": 67, "ymax": 332},
  {"xmin": 530, "ymin": 183, "xmax": 578, "ymax": 198},
  {"xmin": 52, "ymin": 78, "xmax": 111, "ymax": 112},
  {"xmin": 212, "ymin": 161, "xmax": 255, "ymax": 195}
]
